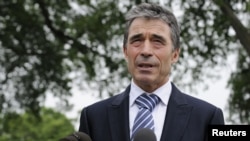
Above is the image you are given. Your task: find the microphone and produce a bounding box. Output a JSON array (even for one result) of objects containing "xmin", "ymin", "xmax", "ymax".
[
  {"xmin": 59, "ymin": 132, "xmax": 92, "ymax": 141},
  {"xmin": 134, "ymin": 128, "xmax": 157, "ymax": 141}
]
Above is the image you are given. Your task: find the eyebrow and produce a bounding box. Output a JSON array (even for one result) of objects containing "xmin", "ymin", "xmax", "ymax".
[
  {"xmin": 128, "ymin": 33, "xmax": 167, "ymax": 44},
  {"xmin": 128, "ymin": 33, "xmax": 143, "ymax": 43}
]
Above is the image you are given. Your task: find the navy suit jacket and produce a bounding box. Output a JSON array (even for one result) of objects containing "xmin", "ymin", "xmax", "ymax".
[{"xmin": 78, "ymin": 83, "xmax": 224, "ymax": 141}]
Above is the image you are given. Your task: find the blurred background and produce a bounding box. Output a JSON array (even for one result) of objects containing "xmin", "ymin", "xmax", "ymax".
[{"xmin": 0, "ymin": 0, "xmax": 249, "ymax": 140}]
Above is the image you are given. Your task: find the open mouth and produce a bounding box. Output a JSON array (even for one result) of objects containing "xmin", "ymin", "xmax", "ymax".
[{"xmin": 138, "ymin": 63, "xmax": 154, "ymax": 68}]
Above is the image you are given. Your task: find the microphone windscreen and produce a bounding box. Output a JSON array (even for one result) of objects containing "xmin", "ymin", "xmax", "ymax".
[
  {"xmin": 134, "ymin": 128, "xmax": 157, "ymax": 141},
  {"xmin": 59, "ymin": 132, "xmax": 92, "ymax": 141}
]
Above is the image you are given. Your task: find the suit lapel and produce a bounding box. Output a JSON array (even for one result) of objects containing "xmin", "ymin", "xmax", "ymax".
[
  {"xmin": 160, "ymin": 83, "xmax": 193, "ymax": 141},
  {"xmin": 108, "ymin": 86, "xmax": 131, "ymax": 141}
]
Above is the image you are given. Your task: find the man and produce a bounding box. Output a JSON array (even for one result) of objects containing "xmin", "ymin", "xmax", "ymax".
[{"xmin": 78, "ymin": 3, "xmax": 224, "ymax": 141}]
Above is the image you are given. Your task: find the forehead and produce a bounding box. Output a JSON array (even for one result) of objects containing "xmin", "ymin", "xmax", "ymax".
[{"xmin": 128, "ymin": 18, "xmax": 171, "ymax": 37}]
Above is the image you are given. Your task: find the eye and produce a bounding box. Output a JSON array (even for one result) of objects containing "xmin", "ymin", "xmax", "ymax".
[
  {"xmin": 132, "ymin": 40, "xmax": 141, "ymax": 46},
  {"xmin": 153, "ymin": 39, "xmax": 161, "ymax": 43},
  {"xmin": 129, "ymin": 34, "xmax": 144, "ymax": 47},
  {"xmin": 153, "ymin": 39, "xmax": 164, "ymax": 45},
  {"xmin": 151, "ymin": 35, "xmax": 166, "ymax": 46},
  {"xmin": 131, "ymin": 39, "xmax": 142, "ymax": 47}
]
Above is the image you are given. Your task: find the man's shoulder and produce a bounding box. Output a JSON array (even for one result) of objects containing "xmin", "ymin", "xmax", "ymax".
[
  {"xmin": 171, "ymin": 82, "xmax": 220, "ymax": 110},
  {"xmin": 84, "ymin": 87, "xmax": 130, "ymax": 111},
  {"xmin": 182, "ymin": 92, "xmax": 217, "ymax": 108}
]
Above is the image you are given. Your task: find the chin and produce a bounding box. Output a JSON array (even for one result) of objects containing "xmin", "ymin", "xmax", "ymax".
[{"xmin": 136, "ymin": 77, "xmax": 154, "ymax": 85}]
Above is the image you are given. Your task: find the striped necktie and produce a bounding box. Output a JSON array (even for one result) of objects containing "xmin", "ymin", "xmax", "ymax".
[{"xmin": 131, "ymin": 93, "xmax": 160, "ymax": 139}]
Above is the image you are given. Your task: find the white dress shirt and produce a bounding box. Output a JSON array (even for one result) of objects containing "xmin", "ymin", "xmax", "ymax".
[{"xmin": 129, "ymin": 80, "xmax": 172, "ymax": 141}]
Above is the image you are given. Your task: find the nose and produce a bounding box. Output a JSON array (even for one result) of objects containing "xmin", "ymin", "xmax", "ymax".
[{"xmin": 140, "ymin": 40, "xmax": 153, "ymax": 58}]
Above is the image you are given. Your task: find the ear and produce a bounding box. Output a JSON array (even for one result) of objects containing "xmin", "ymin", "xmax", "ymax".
[{"xmin": 171, "ymin": 48, "xmax": 180, "ymax": 64}]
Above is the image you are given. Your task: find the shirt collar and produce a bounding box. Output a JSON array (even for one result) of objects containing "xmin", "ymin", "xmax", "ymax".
[{"xmin": 129, "ymin": 79, "xmax": 172, "ymax": 107}]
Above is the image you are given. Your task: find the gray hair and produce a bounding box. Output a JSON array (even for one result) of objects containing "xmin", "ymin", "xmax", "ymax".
[{"xmin": 123, "ymin": 3, "xmax": 180, "ymax": 50}]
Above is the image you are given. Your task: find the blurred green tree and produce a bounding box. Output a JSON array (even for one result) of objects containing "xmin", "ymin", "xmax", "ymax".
[
  {"xmin": 175, "ymin": 0, "xmax": 250, "ymax": 123},
  {"xmin": 0, "ymin": 107, "xmax": 75, "ymax": 141}
]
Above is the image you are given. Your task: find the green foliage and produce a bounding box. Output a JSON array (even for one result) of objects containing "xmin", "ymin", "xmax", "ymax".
[
  {"xmin": 170, "ymin": 0, "xmax": 250, "ymax": 123},
  {"xmin": 0, "ymin": 0, "xmax": 72, "ymax": 115},
  {"xmin": 0, "ymin": 0, "xmax": 128, "ymax": 115},
  {"xmin": 228, "ymin": 49, "xmax": 250, "ymax": 124},
  {"xmin": 0, "ymin": 107, "xmax": 75, "ymax": 141},
  {"xmin": 176, "ymin": 0, "xmax": 235, "ymax": 88}
]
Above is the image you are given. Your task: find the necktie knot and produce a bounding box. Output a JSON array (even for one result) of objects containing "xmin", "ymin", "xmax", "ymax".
[{"xmin": 135, "ymin": 93, "xmax": 160, "ymax": 112}]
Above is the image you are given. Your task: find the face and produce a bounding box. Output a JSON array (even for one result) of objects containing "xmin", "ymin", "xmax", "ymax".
[{"xmin": 123, "ymin": 18, "xmax": 180, "ymax": 92}]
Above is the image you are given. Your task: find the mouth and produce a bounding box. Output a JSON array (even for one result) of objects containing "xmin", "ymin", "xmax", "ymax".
[{"xmin": 138, "ymin": 63, "xmax": 154, "ymax": 68}]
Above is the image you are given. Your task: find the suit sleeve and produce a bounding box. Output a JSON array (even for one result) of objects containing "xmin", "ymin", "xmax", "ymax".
[
  {"xmin": 78, "ymin": 108, "xmax": 90, "ymax": 134},
  {"xmin": 204, "ymin": 107, "xmax": 225, "ymax": 141},
  {"xmin": 210, "ymin": 107, "xmax": 225, "ymax": 124}
]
